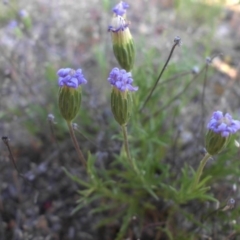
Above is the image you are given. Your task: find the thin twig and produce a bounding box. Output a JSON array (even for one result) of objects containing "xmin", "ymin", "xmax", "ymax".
[
  {"xmin": 140, "ymin": 37, "xmax": 181, "ymax": 112},
  {"xmin": 200, "ymin": 59, "xmax": 210, "ymax": 146},
  {"xmin": 1, "ymin": 136, "xmax": 50, "ymax": 191},
  {"xmin": 142, "ymin": 66, "xmax": 205, "ymax": 124},
  {"xmin": 158, "ymin": 70, "xmax": 192, "ymax": 86},
  {"xmin": 72, "ymin": 123, "xmax": 98, "ymax": 148},
  {"xmin": 2, "ymin": 136, "xmax": 19, "ymax": 172},
  {"xmin": 48, "ymin": 114, "xmax": 60, "ymax": 149},
  {"xmin": 67, "ymin": 121, "xmax": 87, "ymax": 168}
]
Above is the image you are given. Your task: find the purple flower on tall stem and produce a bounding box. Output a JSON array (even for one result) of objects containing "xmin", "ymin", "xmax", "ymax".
[
  {"xmin": 109, "ymin": 68, "xmax": 137, "ymax": 126},
  {"xmin": 57, "ymin": 68, "xmax": 87, "ymax": 88},
  {"xmin": 108, "ymin": 1, "xmax": 135, "ymax": 71},
  {"xmin": 108, "ymin": 67, "xmax": 138, "ymax": 92},
  {"xmin": 207, "ymin": 111, "xmax": 240, "ymax": 137},
  {"xmin": 57, "ymin": 67, "xmax": 87, "ymax": 167}
]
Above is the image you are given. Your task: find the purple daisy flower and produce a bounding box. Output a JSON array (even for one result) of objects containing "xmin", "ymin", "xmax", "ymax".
[
  {"xmin": 108, "ymin": 67, "xmax": 138, "ymax": 92},
  {"xmin": 207, "ymin": 111, "xmax": 240, "ymax": 137},
  {"xmin": 57, "ymin": 68, "xmax": 87, "ymax": 88},
  {"xmin": 112, "ymin": 1, "xmax": 129, "ymax": 16}
]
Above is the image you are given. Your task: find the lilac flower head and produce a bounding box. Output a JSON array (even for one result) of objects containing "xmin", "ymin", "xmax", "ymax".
[
  {"xmin": 112, "ymin": 1, "xmax": 129, "ymax": 16},
  {"xmin": 7, "ymin": 20, "xmax": 18, "ymax": 29},
  {"xmin": 207, "ymin": 111, "xmax": 240, "ymax": 137},
  {"xmin": 19, "ymin": 9, "xmax": 28, "ymax": 18},
  {"xmin": 57, "ymin": 68, "xmax": 87, "ymax": 88},
  {"xmin": 108, "ymin": 67, "xmax": 138, "ymax": 92}
]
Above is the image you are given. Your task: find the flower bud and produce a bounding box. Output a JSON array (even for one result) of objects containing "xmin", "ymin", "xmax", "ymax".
[
  {"xmin": 111, "ymin": 87, "xmax": 132, "ymax": 126},
  {"xmin": 58, "ymin": 86, "xmax": 82, "ymax": 122},
  {"xmin": 205, "ymin": 130, "xmax": 230, "ymax": 155},
  {"xmin": 108, "ymin": 67, "xmax": 138, "ymax": 126},
  {"xmin": 205, "ymin": 111, "xmax": 240, "ymax": 155},
  {"xmin": 57, "ymin": 68, "xmax": 87, "ymax": 122},
  {"xmin": 108, "ymin": 2, "xmax": 135, "ymax": 71}
]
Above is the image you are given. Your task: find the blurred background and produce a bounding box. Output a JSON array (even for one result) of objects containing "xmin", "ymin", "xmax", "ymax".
[{"xmin": 0, "ymin": 0, "xmax": 240, "ymax": 239}]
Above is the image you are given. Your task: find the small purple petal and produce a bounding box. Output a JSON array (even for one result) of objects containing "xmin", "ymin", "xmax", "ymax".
[
  {"xmin": 67, "ymin": 77, "xmax": 78, "ymax": 88},
  {"xmin": 112, "ymin": 1, "xmax": 129, "ymax": 16},
  {"xmin": 78, "ymin": 77, "xmax": 87, "ymax": 85},
  {"xmin": 57, "ymin": 68, "xmax": 71, "ymax": 77},
  {"xmin": 213, "ymin": 111, "xmax": 223, "ymax": 120},
  {"xmin": 222, "ymin": 131, "xmax": 230, "ymax": 137},
  {"xmin": 128, "ymin": 85, "xmax": 138, "ymax": 92}
]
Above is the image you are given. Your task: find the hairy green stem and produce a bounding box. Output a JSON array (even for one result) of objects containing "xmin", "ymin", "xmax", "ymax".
[
  {"xmin": 121, "ymin": 125, "xmax": 134, "ymax": 168},
  {"xmin": 191, "ymin": 152, "xmax": 211, "ymax": 190},
  {"xmin": 67, "ymin": 121, "xmax": 86, "ymax": 168}
]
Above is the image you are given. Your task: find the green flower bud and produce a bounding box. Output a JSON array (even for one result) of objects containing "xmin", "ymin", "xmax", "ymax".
[
  {"xmin": 57, "ymin": 68, "xmax": 87, "ymax": 122},
  {"xmin": 109, "ymin": 16, "xmax": 135, "ymax": 71},
  {"xmin": 112, "ymin": 29, "xmax": 135, "ymax": 72},
  {"xmin": 111, "ymin": 87, "xmax": 133, "ymax": 126},
  {"xmin": 58, "ymin": 86, "xmax": 82, "ymax": 122},
  {"xmin": 205, "ymin": 130, "xmax": 230, "ymax": 155}
]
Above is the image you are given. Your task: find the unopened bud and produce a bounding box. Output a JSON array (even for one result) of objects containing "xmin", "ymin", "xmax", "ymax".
[
  {"xmin": 111, "ymin": 87, "xmax": 132, "ymax": 126},
  {"xmin": 57, "ymin": 68, "xmax": 87, "ymax": 122},
  {"xmin": 108, "ymin": 2, "xmax": 135, "ymax": 71},
  {"xmin": 108, "ymin": 67, "xmax": 138, "ymax": 126},
  {"xmin": 58, "ymin": 86, "xmax": 81, "ymax": 122}
]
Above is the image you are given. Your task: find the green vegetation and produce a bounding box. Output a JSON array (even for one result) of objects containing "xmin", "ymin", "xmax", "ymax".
[{"xmin": 1, "ymin": 0, "xmax": 239, "ymax": 239}]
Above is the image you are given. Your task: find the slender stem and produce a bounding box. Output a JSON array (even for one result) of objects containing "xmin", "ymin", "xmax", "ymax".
[
  {"xmin": 2, "ymin": 136, "xmax": 19, "ymax": 172},
  {"xmin": 67, "ymin": 121, "xmax": 86, "ymax": 168},
  {"xmin": 1, "ymin": 136, "xmax": 47, "ymax": 190},
  {"xmin": 48, "ymin": 117, "xmax": 60, "ymax": 150},
  {"xmin": 121, "ymin": 125, "xmax": 134, "ymax": 168},
  {"xmin": 200, "ymin": 63, "xmax": 209, "ymax": 146},
  {"xmin": 140, "ymin": 39, "xmax": 180, "ymax": 112},
  {"xmin": 191, "ymin": 152, "xmax": 211, "ymax": 190},
  {"xmin": 158, "ymin": 70, "xmax": 192, "ymax": 86}
]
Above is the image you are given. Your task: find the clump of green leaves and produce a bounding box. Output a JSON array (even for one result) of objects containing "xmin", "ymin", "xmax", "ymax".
[{"xmin": 59, "ymin": 1, "xmax": 240, "ymax": 239}]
